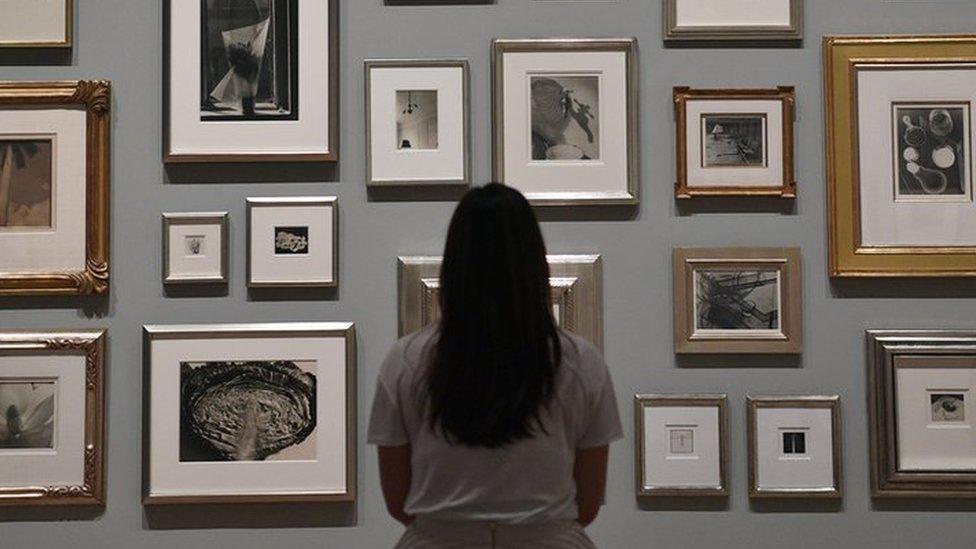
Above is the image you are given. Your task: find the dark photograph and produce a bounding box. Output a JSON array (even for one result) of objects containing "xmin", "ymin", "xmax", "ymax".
[
  {"xmin": 0, "ymin": 380, "xmax": 56, "ymax": 450},
  {"xmin": 530, "ymin": 75, "xmax": 600, "ymax": 161},
  {"xmin": 396, "ymin": 90, "xmax": 439, "ymax": 150},
  {"xmin": 200, "ymin": 0, "xmax": 299, "ymax": 121},
  {"xmin": 274, "ymin": 226, "xmax": 308, "ymax": 255},
  {"xmin": 930, "ymin": 393, "xmax": 965, "ymax": 423},
  {"xmin": 694, "ymin": 270, "xmax": 780, "ymax": 331},
  {"xmin": 702, "ymin": 114, "xmax": 766, "ymax": 167},
  {"xmin": 0, "ymin": 139, "xmax": 53, "ymax": 229},
  {"xmin": 180, "ymin": 360, "xmax": 317, "ymax": 462},
  {"xmin": 782, "ymin": 431, "xmax": 807, "ymax": 455},
  {"xmin": 893, "ymin": 104, "xmax": 970, "ymax": 199}
]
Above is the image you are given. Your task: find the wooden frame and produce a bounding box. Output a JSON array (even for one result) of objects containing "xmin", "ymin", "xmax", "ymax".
[
  {"xmin": 867, "ymin": 330, "xmax": 976, "ymax": 498},
  {"xmin": 747, "ymin": 395, "xmax": 843, "ymax": 499},
  {"xmin": 246, "ymin": 197, "xmax": 339, "ymax": 289},
  {"xmin": 673, "ymin": 87, "xmax": 796, "ymax": 199},
  {"xmin": 634, "ymin": 394, "xmax": 729, "ymax": 498},
  {"xmin": 0, "ymin": 81, "xmax": 111, "ymax": 296},
  {"xmin": 0, "ymin": 0, "xmax": 72, "ymax": 49},
  {"xmin": 664, "ymin": 0, "xmax": 802, "ymax": 44},
  {"xmin": 142, "ymin": 322, "xmax": 357, "ymax": 505},
  {"xmin": 824, "ymin": 35, "xmax": 976, "ymax": 277},
  {"xmin": 673, "ymin": 247, "xmax": 802, "ymax": 354},
  {"xmin": 0, "ymin": 329, "xmax": 106, "ymax": 507}
]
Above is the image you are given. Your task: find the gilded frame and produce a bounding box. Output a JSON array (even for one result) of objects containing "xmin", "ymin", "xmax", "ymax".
[
  {"xmin": 246, "ymin": 197, "xmax": 339, "ymax": 289},
  {"xmin": 0, "ymin": 0, "xmax": 72, "ymax": 49},
  {"xmin": 0, "ymin": 329, "xmax": 106, "ymax": 507},
  {"xmin": 634, "ymin": 394, "xmax": 730, "ymax": 498},
  {"xmin": 161, "ymin": 212, "xmax": 229, "ymax": 285},
  {"xmin": 0, "ymin": 81, "xmax": 111, "ymax": 296},
  {"xmin": 664, "ymin": 0, "xmax": 802, "ymax": 44},
  {"xmin": 673, "ymin": 87, "xmax": 796, "ymax": 199}
]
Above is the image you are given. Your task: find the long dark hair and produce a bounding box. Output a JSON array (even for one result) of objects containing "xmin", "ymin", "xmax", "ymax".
[{"xmin": 426, "ymin": 184, "xmax": 562, "ymax": 448}]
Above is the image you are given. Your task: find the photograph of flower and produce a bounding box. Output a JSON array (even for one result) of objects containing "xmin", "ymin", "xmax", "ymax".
[{"xmin": 0, "ymin": 380, "xmax": 56, "ymax": 449}]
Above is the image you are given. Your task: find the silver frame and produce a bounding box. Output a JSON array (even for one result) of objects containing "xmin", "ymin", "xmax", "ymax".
[
  {"xmin": 365, "ymin": 59, "xmax": 471, "ymax": 187},
  {"xmin": 162, "ymin": 212, "xmax": 229, "ymax": 285},
  {"xmin": 664, "ymin": 0, "xmax": 803, "ymax": 43},
  {"xmin": 246, "ymin": 197, "xmax": 339, "ymax": 289},
  {"xmin": 491, "ymin": 38, "xmax": 640, "ymax": 207},
  {"xmin": 142, "ymin": 322, "xmax": 357, "ymax": 505}
]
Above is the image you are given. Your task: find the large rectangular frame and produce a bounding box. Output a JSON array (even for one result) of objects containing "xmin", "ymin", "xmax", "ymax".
[
  {"xmin": 0, "ymin": 0, "xmax": 73, "ymax": 49},
  {"xmin": 664, "ymin": 0, "xmax": 803, "ymax": 43}
]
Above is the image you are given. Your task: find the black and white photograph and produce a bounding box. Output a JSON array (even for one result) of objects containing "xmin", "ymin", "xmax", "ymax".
[
  {"xmin": 782, "ymin": 431, "xmax": 807, "ymax": 455},
  {"xmin": 200, "ymin": 0, "xmax": 299, "ymax": 121},
  {"xmin": 274, "ymin": 226, "xmax": 308, "ymax": 255},
  {"xmin": 0, "ymin": 380, "xmax": 56, "ymax": 450},
  {"xmin": 931, "ymin": 393, "xmax": 966, "ymax": 423},
  {"xmin": 0, "ymin": 138, "xmax": 53, "ymax": 230},
  {"xmin": 180, "ymin": 360, "xmax": 317, "ymax": 462},
  {"xmin": 893, "ymin": 103, "xmax": 970, "ymax": 200},
  {"xmin": 396, "ymin": 90, "xmax": 438, "ymax": 150},
  {"xmin": 185, "ymin": 235, "xmax": 206, "ymax": 257},
  {"xmin": 694, "ymin": 270, "xmax": 780, "ymax": 331},
  {"xmin": 702, "ymin": 114, "xmax": 766, "ymax": 168},
  {"xmin": 669, "ymin": 428, "xmax": 695, "ymax": 455},
  {"xmin": 530, "ymin": 75, "xmax": 600, "ymax": 161}
]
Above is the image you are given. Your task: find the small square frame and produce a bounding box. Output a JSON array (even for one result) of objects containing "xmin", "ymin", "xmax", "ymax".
[
  {"xmin": 162, "ymin": 212, "xmax": 229, "ymax": 285},
  {"xmin": 246, "ymin": 197, "xmax": 339, "ymax": 289}
]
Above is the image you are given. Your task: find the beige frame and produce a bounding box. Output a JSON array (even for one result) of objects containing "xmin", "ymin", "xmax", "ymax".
[
  {"xmin": 673, "ymin": 87, "xmax": 796, "ymax": 199},
  {"xmin": 634, "ymin": 394, "xmax": 729, "ymax": 498},
  {"xmin": 867, "ymin": 330, "xmax": 976, "ymax": 498},
  {"xmin": 673, "ymin": 247, "xmax": 802, "ymax": 354},
  {"xmin": 397, "ymin": 255, "xmax": 603, "ymax": 349},
  {"xmin": 491, "ymin": 38, "xmax": 639, "ymax": 207},
  {"xmin": 0, "ymin": 0, "xmax": 72, "ymax": 49},
  {"xmin": 142, "ymin": 322, "xmax": 357, "ymax": 505},
  {"xmin": 747, "ymin": 395, "xmax": 843, "ymax": 499},
  {"xmin": 824, "ymin": 35, "xmax": 976, "ymax": 277},
  {"xmin": 0, "ymin": 81, "xmax": 111, "ymax": 296},
  {"xmin": 246, "ymin": 197, "xmax": 339, "ymax": 289},
  {"xmin": 0, "ymin": 329, "xmax": 106, "ymax": 507},
  {"xmin": 162, "ymin": 212, "xmax": 229, "ymax": 285},
  {"xmin": 664, "ymin": 0, "xmax": 802, "ymax": 43}
]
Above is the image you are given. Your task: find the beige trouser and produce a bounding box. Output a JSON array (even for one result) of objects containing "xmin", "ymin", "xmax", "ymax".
[{"xmin": 394, "ymin": 518, "xmax": 598, "ymax": 549}]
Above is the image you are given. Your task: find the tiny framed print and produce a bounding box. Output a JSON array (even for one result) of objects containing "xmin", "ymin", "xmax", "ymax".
[
  {"xmin": 398, "ymin": 254, "xmax": 603, "ymax": 349},
  {"xmin": 664, "ymin": 0, "xmax": 802, "ymax": 43},
  {"xmin": 491, "ymin": 38, "xmax": 639, "ymax": 206},
  {"xmin": 825, "ymin": 35, "xmax": 976, "ymax": 277},
  {"xmin": 143, "ymin": 322, "xmax": 356, "ymax": 504},
  {"xmin": 247, "ymin": 197, "xmax": 338, "ymax": 288},
  {"xmin": 366, "ymin": 59, "xmax": 470, "ymax": 186},
  {"xmin": 635, "ymin": 394, "xmax": 729, "ymax": 497},
  {"xmin": 0, "ymin": 81, "xmax": 111, "ymax": 296},
  {"xmin": 164, "ymin": 0, "xmax": 338, "ymax": 162},
  {"xmin": 748, "ymin": 396, "xmax": 842, "ymax": 499},
  {"xmin": 673, "ymin": 87, "xmax": 796, "ymax": 199},
  {"xmin": 867, "ymin": 330, "xmax": 976, "ymax": 497},
  {"xmin": 162, "ymin": 212, "xmax": 229, "ymax": 285},
  {"xmin": 673, "ymin": 247, "xmax": 801, "ymax": 354},
  {"xmin": 0, "ymin": 0, "xmax": 72, "ymax": 48},
  {"xmin": 0, "ymin": 329, "xmax": 106, "ymax": 507}
]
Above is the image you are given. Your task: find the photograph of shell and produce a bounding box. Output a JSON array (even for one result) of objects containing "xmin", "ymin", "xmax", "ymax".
[
  {"xmin": 693, "ymin": 270, "xmax": 780, "ymax": 332},
  {"xmin": 893, "ymin": 103, "xmax": 970, "ymax": 201},
  {"xmin": 0, "ymin": 380, "xmax": 56, "ymax": 450},
  {"xmin": 702, "ymin": 114, "xmax": 766, "ymax": 167},
  {"xmin": 179, "ymin": 360, "xmax": 317, "ymax": 462},
  {"xmin": 931, "ymin": 393, "xmax": 965, "ymax": 423},
  {"xmin": 530, "ymin": 75, "xmax": 600, "ymax": 161},
  {"xmin": 0, "ymin": 138, "xmax": 53, "ymax": 230}
]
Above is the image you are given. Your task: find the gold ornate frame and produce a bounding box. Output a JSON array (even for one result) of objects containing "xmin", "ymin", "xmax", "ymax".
[
  {"xmin": 0, "ymin": 329, "xmax": 106, "ymax": 507},
  {"xmin": 0, "ymin": 0, "xmax": 72, "ymax": 49},
  {"xmin": 0, "ymin": 81, "xmax": 111, "ymax": 296}
]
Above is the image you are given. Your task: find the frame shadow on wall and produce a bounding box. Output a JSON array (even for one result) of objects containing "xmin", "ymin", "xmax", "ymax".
[
  {"xmin": 143, "ymin": 501, "xmax": 356, "ymax": 530},
  {"xmin": 676, "ymin": 354, "xmax": 801, "ymax": 369},
  {"xmin": 164, "ymin": 162, "xmax": 339, "ymax": 185},
  {"xmin": 829, "ymin": 278, "xmax": 976, "ymax": 300}
]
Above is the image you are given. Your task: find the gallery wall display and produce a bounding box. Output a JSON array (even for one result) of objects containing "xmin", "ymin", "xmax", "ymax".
[
  {"xmin": 748, "ymin": 396, "xmax": 842, "ymax": 499},
  {"xmin": 162, "ymin": 212, "xmax": 229, "ymax": 285},
  {"xmin": 365, "ymin": 59, "xmax": 470, "ymax": 187},
  {"xmin": 492, "ymin": 38, "xmax": 639, "ymax": 206},
  {"xmin": 673, "ymin": 247, "xmax": 802, "ymax": 354},
  {"xmin": 635, "ymin": 394, "xmax": 729, "ymax": 498},
  {"xmin": 0, "ymin": 329, "xmax": 106, "ymax": 507},
  {"xmin": 247, "ymin": 197, "xmax": 338, "ymax": 288},
  {"xmin": 398, "ymin": 254, "xmax": 603, "ymax": 349},
  {"xmin": 825, "ymin": 35, "xmax": 976, "ymax": 277},
  {"xmin": 164, "ymin": 0, "xmax": 338, "ymax": 162},
  {"xmin": 664, "ymin": 0, "xmax": 803, "ymax": 43},
  {"xmin": 867, "ymin": 330, "xmax": 976, "ymax": 497},
  {"xmin": 143, "ymin": 322, "xmax": 356, "ymax": 504},
  {"xmin": 0, "ymin": 80, "xmax": 111, "ymax": 296},
  {"xmin": 673, "ymin": 87, "xmax": 796, "ymax": 199},
  {"xmin": 0, "ymin": 0, "xmax": 72, "ymax": 49}
]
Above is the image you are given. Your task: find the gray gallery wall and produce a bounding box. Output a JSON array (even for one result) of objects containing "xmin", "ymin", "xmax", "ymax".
[{"xmin": 2, "ymin": 1, "xmax": 976, "ymax": 547}]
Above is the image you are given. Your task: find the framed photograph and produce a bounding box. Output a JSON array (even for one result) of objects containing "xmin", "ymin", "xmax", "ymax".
[
  {"xmin": 0, "ymin": 81, "xmax": 111, "ymax": 296},
  {"xmin": 164, "ymin": 0, "xmax": 338, "ymax": 162},
  {"xmin": 748, "ymin": 396, "xmax": 842, "ymax": 499},
  {"xmin": 868, "ymin": 330, "xmax": 976, "ymax": 497},
  {"xmin": 0, "ymin": 0, "xmax": 72, "ymax": 49},
  {"xmin": 0, "ymin": 329, "xmax": 105, "ymax": 507},
  {"xmin": 247, "ymin": 197, "xmax": 337, "ymax": 288},
  {"xmin": 635, "ymin": 394, "xmax": 729, "ymax": 497},
  {"xmin": 825, "ymin": 35, "xmax": 976, "ymax": 277},
  {"xmin": 673, "ymin": 87, "xmax": 795, "ymax": 199},
  {"xmin": 664, "ymin": 0, "xmax": 802, "ymax": 43},
  {"xmin": 143, "ymin": 322, "xmax": 356, "ymax": 504},
  {"xmin": 673, "ymin": 247, "xmax": 801, "ymax": 354},
  {"xmin": 398, "ymin": 254, "xmax": 603, "ymax": 349},
  {"xmin": 491, "ymin": 38, "xmax": 639, "ymax": 206},
  {"xmin": 365, "ymin": 59, "xmax": 470, "ymax": 187},
  {"xmin": 162, "ymin": 212, "xmax": 229, "ymax": 285}
]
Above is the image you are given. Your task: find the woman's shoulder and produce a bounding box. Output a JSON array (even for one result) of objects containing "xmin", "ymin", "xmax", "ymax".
[
  {"xmin": 556, "ymin": 329, "xmax": 609, "ymax": 387},
  {"xmin": 380, "ymin": 325, "xmax": 439, "ymax": 384}
]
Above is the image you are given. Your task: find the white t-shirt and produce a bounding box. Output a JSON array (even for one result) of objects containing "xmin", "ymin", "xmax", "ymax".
[{"xmin": 367, "ymin": 327, "xmax": 624, "ymax": 524}]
